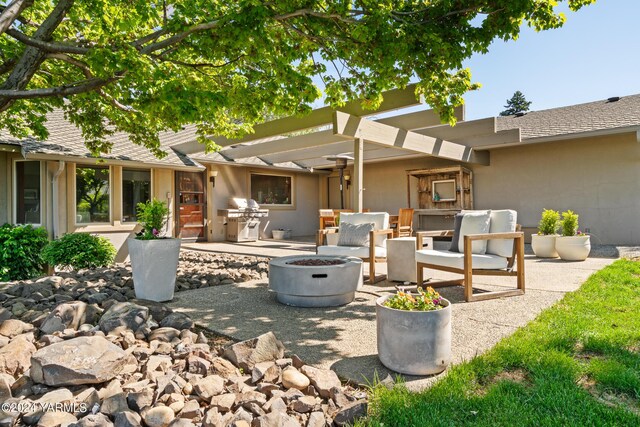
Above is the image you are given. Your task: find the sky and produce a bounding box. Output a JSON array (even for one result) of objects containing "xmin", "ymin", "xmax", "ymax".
[{"xmin": 461, "ymin": 0, "xmax": 640, "ymax": 119}]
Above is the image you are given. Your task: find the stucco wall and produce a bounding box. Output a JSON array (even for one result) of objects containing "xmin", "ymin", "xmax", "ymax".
[
  {"xmin": 204, "ymin": 165, "xmax": 320, "ymax": 240},
  {"xmin": 357, "ymin": 133, "xmax": 640, "ymax": 245}
]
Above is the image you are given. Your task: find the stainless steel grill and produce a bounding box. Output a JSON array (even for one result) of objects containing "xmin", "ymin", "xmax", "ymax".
[{"xmin": 217, "ymin": 198, "xmax": 268, "ymax": 242}]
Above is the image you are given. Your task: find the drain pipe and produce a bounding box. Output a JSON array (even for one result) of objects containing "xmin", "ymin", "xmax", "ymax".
[{"xmin": 51, "ymin": 161, "xmax": 65, "ymax": 238}]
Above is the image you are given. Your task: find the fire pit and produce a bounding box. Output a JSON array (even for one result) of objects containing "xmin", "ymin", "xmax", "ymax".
[{"xmin": 269, "ymin": 255, "xmax": 363, "ymax": 307}]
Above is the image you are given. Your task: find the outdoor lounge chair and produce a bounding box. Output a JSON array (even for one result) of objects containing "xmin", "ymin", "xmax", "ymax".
[
  {"xmin": 415, "ymin": 209, "xmax": 525, "ymax": 302},
  {"xmin": 316, "ymin": 212, "xmax": 392, "ymax": 284},
  {"xmin": 389, "ymin": 208, "xmax": 414, "ymax": 237}
]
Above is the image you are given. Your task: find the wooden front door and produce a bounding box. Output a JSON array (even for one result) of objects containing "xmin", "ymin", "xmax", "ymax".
[{"xmin": 176, "ymin": 171, "xmax": 206, "ymax": 240}]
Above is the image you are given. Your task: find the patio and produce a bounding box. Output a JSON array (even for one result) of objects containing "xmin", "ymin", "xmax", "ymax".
[{"xmin": 170, "ymin": 241, "xmax": 630, "ymax": 391}]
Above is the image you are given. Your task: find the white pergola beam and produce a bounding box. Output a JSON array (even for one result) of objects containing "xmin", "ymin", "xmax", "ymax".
[
  {"xmin": 333, "ymin": 111, "xmax": 490, "ymax": 166},
  {"xmin": 414, "ymin": 117, "xmax": 496, "ymax": 141}
]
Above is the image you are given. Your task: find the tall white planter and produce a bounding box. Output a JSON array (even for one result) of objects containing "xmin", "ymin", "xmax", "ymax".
[
  {"xmin": 128, "ymin": 238, "xmax": 181, "ymax": 302},
  {"xmin": 376, "ymin": 295, "xmax": 451, "ymax": 375},
  {"xmin": 531, "ymin": 234, "xmax": 559, "ymax": 258},
  {"xmin": 555, "ymin": 235, "xmax": 591, "ymax": 261}
]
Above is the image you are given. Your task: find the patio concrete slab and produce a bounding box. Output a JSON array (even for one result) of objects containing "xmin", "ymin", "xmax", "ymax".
[{"xmin": 169, "ymin": 251, "xmax": 616, "ymax": 391}]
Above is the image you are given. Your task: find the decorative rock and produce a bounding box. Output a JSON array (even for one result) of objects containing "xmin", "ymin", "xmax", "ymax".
[
  {"xmin": 0, "ymin": 374, "xmax": 12, "ymax": 400},
  {"xmin": 30, "ymin": 336, "xmax": 128, "ymax": 386},
  {"xmin": 211, "ymin": 357, "xmax": 241, "ymax": 378},
  {"xmin": 281, "ymin": 366, "xmax": 310, "ymax": 391},
  {"xmin": 100, "ymin": 392, "xmax": 129, "ymax": 416},
  {"xmin": 0, "ymin": 335, "xmax": 9, "ymax": 348},
  {"xmin": 159, "ymin": 312, "xmax": 194, "ymax": 330},
  {"xmin": 187, "ymin": 355, "xmax": 210, "ymax": 375},
  {"xmin": 178, "ymin": 400, "xmax": 201, "ymax": 419},
  {"xmin": 291, "ymin": 396, "xmax": 317, "ymax": 413},
  {"xmin": 39, "ymin": 301, "xmax": 102, "ymax": 335},
  {"xmin": 194, "ymin": 375, "xmax": 225, "ymax": 401},
  {"xmin": 148, "ymin": 327, "xmax": 181, "ymax": 343},
  {"xmin": 113, "ymin": 411, "xmax": 142, "ymax": 427},
  {"xmin": 99, "ymin": 302, "xmax": 149, "ymax": 334},
  {"xmin": 306, "ymin": 411, "xmax": 326, "ymax": 427},
  {"xmin": 68, "ymin": 413, "xmax": 114, "ymax": 427},
  {"xmin": 251, "ymin": 411, "xmax": 301, "ymax": 427},
  {"xmin": 0, "ymin": 319, "xmax": 34, "ymax": 337},
  {"xmin": 144, "ymin": 406, "xmax": 175, "ymax": 427},
  {"xmin": 223, "ymin": 332, "xmax": 285, "ymax": 371},
  {"xmin": 210, "ymin": 393, "xmax": 236, "ymax": 413},
  {"xmin": 23, "ymin": 388, "xmax": 74, "ymax": 424},
  {"xmin": 203, "ymin": 408, "xmax": 223, "ymax": 427},
  {"xmin": 300, "ymin": 366, "xmax": 341, "ymax": 399},
  {"xmin": 168, "ymin": 419, "xmax": 195, "ymax": 427},
  {"xmin": 332, "ymin": 401, "xmax": 368, "ymax": 426},
  {"xmin": 127, "ymin": 388, "xmax": 155, "ymax": 412},
  {"xmin": 36, "ymin": 411, "xmax": 78, "ymax": 427},
  {"xmin": 0, "ymin": 334, "xmax": 36, "ymax": 375}
]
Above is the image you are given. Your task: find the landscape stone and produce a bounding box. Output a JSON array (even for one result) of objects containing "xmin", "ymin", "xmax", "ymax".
[
  {"xmin": 306, "ymin": 411, "xmax": 326, "ymax": 427},
  {"xmin": 223, "ymin": 332, "xmax": 285, "ymax": 371},
  {"xmin": 99, "ymin": 302, "xmax": 149, "ymax": 334},
  {"xmin": 282, "ymin": 367, "xmax": 310, "ymax": 391},
  {"xmin": 159, "ymin": 312, "xmax": 194, "ymax": 330},
  {"xmin": 0, "ymin": 334, "xmax": 36, "ymax": 376},
  {"xmin": 100, "ymin": 392, "xmax": 129, "ymax": 416},
  {"xmin": 332, "ymin": 401, "xmax": 368, "ymax": 426},
  {"xmin": 127, "ymin": 388, "xmax": 155, "ymax": 412},
  {"xmin": 210, "ymin": 393, "xmax": 236, "ymax": 412},
  {"xmin": 36, "ymin": 411, "xmax": 78, "ymax": 427},
  {"xmin": 39, "ymin": 301, "xmax": 102, "ymax": 335},
  {"xmin": 30, "ymin": 336, "xmax": 128, "ymax": 386},
  {"xmin": 113, "ymin": 411, "xmax": 142, "ymax": 427},
  {"xmin": 194, "ymin": 375, "xmax": 225, "ymax": 401},
  {"xmin": 68, "ymin": 413, "xmax": 114, "ymax": 427},
  {"xmin": 0, "ymin": 318, "xmax": 34, "ymax": 337},
  {"xmin": 300, "ymin": 366, "xmax": 341, "ymax": 399},
  {"xmin": 144, "ymin": 406, "xmax": 175, "ymax": 427}
]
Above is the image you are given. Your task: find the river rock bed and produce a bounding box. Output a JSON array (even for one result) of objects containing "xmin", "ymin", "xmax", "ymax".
[{"xmin": 0, "ymin": 251, "xmax": 367, "ymax": 426}]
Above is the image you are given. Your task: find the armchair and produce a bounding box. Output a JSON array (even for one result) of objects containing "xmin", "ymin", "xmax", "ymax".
[
  {"xmin": 415, "ymin": 210, "xmax": 525, "ymax": 302},
  {"xmin": 316, "ymin": 212, "xmax": 393, "ymax": 284}
]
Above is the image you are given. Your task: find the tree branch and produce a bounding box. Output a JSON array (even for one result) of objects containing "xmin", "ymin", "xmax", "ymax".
[
  {"xmin": 0, "ymin": 76, "xmax": 119, "ymax": 99},
  {"xmin": 273, "ymin": 9, "xmax": 360, "ymax": 24},
  {"xmin": 0, "ymin": 0, "xmax": 33, "ymax": 35},
  {"xmin": 6, "ymin": 28, "xmax": 90, "ymax": 54}
]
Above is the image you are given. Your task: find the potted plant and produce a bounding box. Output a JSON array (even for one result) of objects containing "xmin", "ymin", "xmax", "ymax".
[
  {"xmin": 376, "ymin": 287, "xmax": 451, "ymax": 375},
  {"xmin": 127, "ymin": 199, "xmax": 181, "ymax": 302},
  {"xmin": 555, "ymin": 210, "xmax": 591, "ymax": 261},
  {"xmin": 531, "ymin": 209, "xmax": 560, "ymax": 258}
]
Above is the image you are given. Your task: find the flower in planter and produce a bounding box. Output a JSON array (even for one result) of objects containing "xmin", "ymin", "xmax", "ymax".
[
  {"xmin": 384, "ymin": 287, "xmax": 445, "ymax": 311},
  {"xmin": 136, "ymin": 199, "xmax": 170, "ymax": 240}
]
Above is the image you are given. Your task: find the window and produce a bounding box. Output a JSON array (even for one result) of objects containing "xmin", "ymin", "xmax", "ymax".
[
  {"xmin": 122, "ymin": 169, "xmax": 151, "ymax": 222},
  {"xmin": 76, "ymin": 166, "xmax": 110, "ymax": 223},
  {"xmin": 15, "ymin": 161, "xmax": 41, "ymax": 224},
  {"xmin": 250, "ymin": 173, "xmax": 292, "ymax": 206}
]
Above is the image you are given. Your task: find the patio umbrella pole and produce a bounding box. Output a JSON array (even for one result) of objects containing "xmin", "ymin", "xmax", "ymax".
[{"xmin": 339, "ymin": 168, "xmax": 345, "ymax": 209}]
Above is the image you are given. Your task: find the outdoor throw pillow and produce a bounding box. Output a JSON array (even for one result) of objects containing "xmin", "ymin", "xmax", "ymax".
[
  {"xmin": 486, "ymin": 209, "xmax": 518, "ymax": 257},
  {"xmin": 454, "ymin": 210, "xmax": 492, "ymax": 254},
  {"xmin": 449, "ymin": 213, "xmax": 465, "ymax": 252},
  {"xmin": 338, "ymin": 222, "xmax": 374, "ymax": 247}
]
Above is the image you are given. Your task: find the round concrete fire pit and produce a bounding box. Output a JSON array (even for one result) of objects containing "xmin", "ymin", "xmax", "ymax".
[{"xmin": 269, "ymin": 255, "xmax": 363, "ymax": 307}]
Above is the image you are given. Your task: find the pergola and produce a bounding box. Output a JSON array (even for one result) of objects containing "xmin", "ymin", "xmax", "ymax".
[{"xmin": 174, "ymin": 84, "xmax": 521, "ymax": 211}]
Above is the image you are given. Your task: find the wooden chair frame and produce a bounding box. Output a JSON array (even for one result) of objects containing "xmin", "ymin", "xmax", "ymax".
[
  {"xmin": 317, "ymin": 228, "xmax": 394, "ymax": 284},
  {"xmin": 415, "ymin": 227, "xmax": 525, "ymax": 302}
]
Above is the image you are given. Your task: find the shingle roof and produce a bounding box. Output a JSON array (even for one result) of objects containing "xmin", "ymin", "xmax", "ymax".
[
  {"xmin": 496, "ymin": 94, "xmax": 640, "ymax": 140},
  {"xmin": 0, "ymin": 110, "xmax": 203, "ymax": 169}
]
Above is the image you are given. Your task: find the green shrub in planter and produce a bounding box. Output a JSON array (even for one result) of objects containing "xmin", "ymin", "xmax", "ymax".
[
  {"xmin": 560, "ymin": 210, "xmax": 579, "ymax": 237},
  {"xmin": 42, "ymin": 233, "xmax": 116, "ymax": 269},
  {"xmin": 538, "ymin": 209, "xmax": 560, "ymax": 235},
  {"xmin": 136, "ymin": 199, "xmax": 170, "ymax": 240},
  {"xmin": 0, "ymin": 223, "xmax": 49, "ymax": 281}
]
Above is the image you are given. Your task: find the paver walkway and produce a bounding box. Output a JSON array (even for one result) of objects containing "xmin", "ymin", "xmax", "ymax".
[{"xmin": 171, "ymin": 241, "xmax": 620, "ymax": 390}]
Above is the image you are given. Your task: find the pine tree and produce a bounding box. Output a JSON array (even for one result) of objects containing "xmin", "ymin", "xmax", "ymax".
[{"xmin": 500, "ymin": 91, "xmax": 532, "ymax": 116}]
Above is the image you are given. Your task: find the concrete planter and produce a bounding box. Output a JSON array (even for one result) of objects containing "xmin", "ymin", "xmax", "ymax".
[
  {"xmin": 376, "ymin": 295, "xmax": 451, "ymax": 375},
  {"xmin": 531, "ymin": 234, "xmax": 559, "ymax": 258},
  {"xmin": 128, "ymin": 238, "xmax": 181, "ymax": 302},
  {"xmin": 272, "ymin": 229, "xmax": 292, "ymax": 240},
  {"xmin": 269, "ymin": 255, "xmax": 363, "ymax": 307},
  {"xmin": 555, "ymin": 235, "xmax": 591, "ymax": 261}
]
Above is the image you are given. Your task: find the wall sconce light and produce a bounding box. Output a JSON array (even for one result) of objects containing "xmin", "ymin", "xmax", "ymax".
[
  {"xmin": 344, "ymin": 173, "xmax": 351, "ymax": 189},
  {"xmin": 209, "ymin": 170, "xmax": 218, "ymax": 187}
]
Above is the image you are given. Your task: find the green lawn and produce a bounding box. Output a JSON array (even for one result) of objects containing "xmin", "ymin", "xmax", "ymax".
[{"xmin": 359, "ymin": 259, "xmax": 640, "ymax": 427}]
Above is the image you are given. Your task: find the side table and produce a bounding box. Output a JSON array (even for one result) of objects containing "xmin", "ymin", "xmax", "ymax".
[{"xmin": 387, "ymin": 236, "xmax": 432, "ymax": 283}]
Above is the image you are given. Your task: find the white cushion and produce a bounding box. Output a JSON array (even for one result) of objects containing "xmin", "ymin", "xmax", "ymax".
[
  {"xmin": 338, "ymin": 222, "xmax": 374, "ymax": 247},
  {"xmin": 416, "ymin": 249, "xmax": 508, "ymax": 270},
  {"xmin": 487, "ymin": 210, "xmax": 517, "ymax": 257},
  {"xmin": 458, "ymin": 211, "xmax": 491, "ymax": 254},
  {"xmin": 318, "ymin": 245, "xmax": 387, "ymax": 259},
  {"xmin": 340, "ymin": 212, "xmax": 390, "ymax": 248}
]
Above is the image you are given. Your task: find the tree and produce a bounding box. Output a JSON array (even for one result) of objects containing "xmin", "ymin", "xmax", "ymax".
[
  {"xmin": 0, "ymin": 1, "xmax": 595, "ymax": 157},
  {"xmin": 500, "ymin": 90, "xmax": 532, "ymax": 116}
]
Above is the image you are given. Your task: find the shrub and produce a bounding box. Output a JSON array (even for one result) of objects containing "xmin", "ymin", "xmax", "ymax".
[
  {"xmin": 0, "ymin": 223, "xmax": 48, "ymax": 281},
  {"xmin": 560, "ymin": 210, "xmax": 579, "ymax": 237},
  {"xmin": 42, "ymin": 233, "xmax": 116, "ymax": 269},
  {"xmin": 383, "ymin": 287, "xmax": 445, "ymax": 311},
  {"xmin": 136, "ymin": 198, "xmax": 170, "ymax": 240},
  {"xmin": 538, "ymin": 209, "xmax": 560, "ymax": 235}
]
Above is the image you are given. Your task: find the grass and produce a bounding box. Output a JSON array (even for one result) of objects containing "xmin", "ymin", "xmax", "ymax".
[{"xmin": 358, "ymin": 259, "xmax": 640, "ymax": 427}]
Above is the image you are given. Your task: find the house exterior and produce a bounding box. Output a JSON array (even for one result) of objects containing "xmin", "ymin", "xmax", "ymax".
[{"xmin": 2, "ymin": 93, "xmax": 639, "ymax": 260}]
